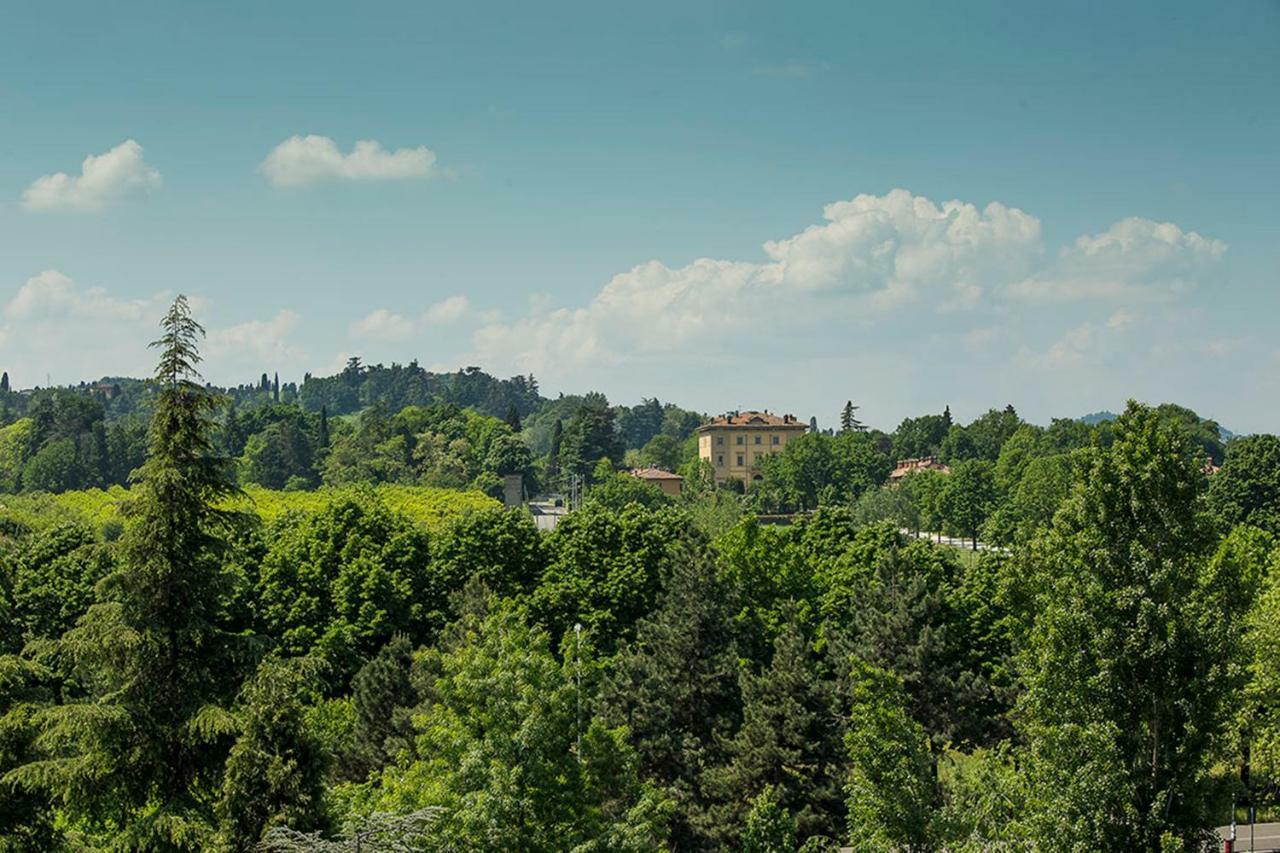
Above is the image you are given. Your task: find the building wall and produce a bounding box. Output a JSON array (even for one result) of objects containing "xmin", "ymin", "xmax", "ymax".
[{"xmin": 698, "ymin": 426, "xmax": 804, "ymax": 486}]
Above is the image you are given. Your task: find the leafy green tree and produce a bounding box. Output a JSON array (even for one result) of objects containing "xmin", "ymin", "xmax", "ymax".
[
  {"xmin": 534, "ymin": 504, "xmax": 693, "ymax": 650},
  {"xmin": 941, "ymin": 459, "xmax": 996, "ymax": 548},
  {"xmin": 843, "ymin": 659, "xmax": 934, "ymax": 851},
  {"xmin": 891, "ymin": 413, "xmax": 949, "ymax": 460},
  {"xmin": 254, "ymin": 494, "xmax": 433, "ymax": 683},
  {"xmin": 239, "ymin": 420, "xmax": 316, "ymax": 489},
  {"xmin": 367, "ymin": 596, "xmax": 670, "ymax": 851},
  {"xmin": 0, "ymin": 418, "xmax": 36, "ymax": 492},
  {"xmin": 600, "ymin": 542, "xmax": 743, "ymax": 849},
  {"xmin": 741, "ymin": 785, "xmax": 797, "ymax": 853},
  {"xmin": 1019, "ymin": 402, "xmax": 1243, "ymax": 850},
  {"xmin": 9, "ymin": 295, "xmax": 243, "ymax": 848},
  {"xmin": 584, "ymin": 469, "xmax": 670, "ymax": 513},
  {"xmin": 639, "ymin": 433, "xmax": 683, "ymax": 471},
  {"xmin": 984, "ymin": 452, "xmax": 1075, "ymax": 545},
  {"xmin": 216, "ymin": 657, "xmax": 328, "ymax": 851},
  {"xmin": 1208, "ymin": 434, "xmax": 1280, "ymax": 533},
  {"xmin": 482, "ymin": 432, "xmax": 532, "ymax": 478},
  {"xmin": 429, "ymin": 505, "xmax": 546, "ymax": 601},
  {"xmin": 713, "ymin": 519, "xmax": 815, "ymax": 661},
  {"xmin": 20, "ymin": 437, "xmax": 87, "ymax": 493},
  {"xmin": 7, "ymin": 523, "xmax": 113, "ymax": 644}
]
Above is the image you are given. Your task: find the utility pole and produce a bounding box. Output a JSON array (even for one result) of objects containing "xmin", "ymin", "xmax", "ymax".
[{"xmin": 574, "ymin": 622, "xmax": 583, "ymax": 761}]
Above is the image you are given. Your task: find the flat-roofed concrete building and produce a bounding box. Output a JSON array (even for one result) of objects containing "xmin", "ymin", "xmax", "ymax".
[{"xmin": 697, "ymin": 410, "xmax": 807, "ymax": 487}]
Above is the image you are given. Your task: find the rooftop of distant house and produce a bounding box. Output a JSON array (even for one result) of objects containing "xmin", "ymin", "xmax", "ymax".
[
  {"xmin": 696, "ymin": 410, "xmax": 806, "ymax": 431},
  {"xmin": 629, "ymin": 467, "xmax": 684, "ymax": 480},
  {"xmin": 889, "ymin": 456, "xmax": 952, "ymax": 479}
]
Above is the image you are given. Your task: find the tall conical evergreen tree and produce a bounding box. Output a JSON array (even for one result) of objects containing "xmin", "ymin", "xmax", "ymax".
[
  {"xmin": 839, "ymin": 401, "xmax": 865, "ymax": 433},
  {"xmin": 0, "ymin": 371, "xmax": 9, "ymax": 393},
  {"xmin": 272, "ymin": 372, "xmax": 280, "ymax": 403},
  {"xmin": 600, "ymin": 541, "xmax": 743, "ymax": 849},
  {"xmin": 9, "ymin": 295, "xmax": 244, "ymax": 849},
  {"xmin": 504, "ymin": 403, "xmax": 522, "ymax": 432},
  {"xmin": 703, "ymin": 617, "xmax": 846, "ymax": 846},
  {"xmin": 317, "ymin": 406, "xmax": 330, "ymax": 449}
]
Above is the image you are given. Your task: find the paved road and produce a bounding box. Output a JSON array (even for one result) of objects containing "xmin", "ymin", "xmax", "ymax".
[{"xmin": 1218, "ymin": 822, "xmax": 1280, "ymax": 851}]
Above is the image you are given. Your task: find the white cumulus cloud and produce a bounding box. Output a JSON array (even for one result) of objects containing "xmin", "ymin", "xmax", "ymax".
[
  {"xmin": 350, "ymin": 296, "xmax": 472, "ymax": 342},
  {"xmin": 1008, "ymin": 217, "xmax": 1227, "ymax": 302},
  {"xmin": 21, "ymin": 140, "xmax": 162, "ymax": 211},
  {"xmin": 473, "ymin": 189, "xmax": 1047, "ymax": 374},
  {"xmin": 206, "ymin": 310, "xmax": 305, "ymax": 366},
  {"xmin": 0, "ymin": 270, "xmax": 171, "ymax": 383},
  {"xmin": 350, "ymin": 308, "xmax": 415, "ymax": 341},
  {"xmin": 470, "ymin": 190, "xmax": 1227, "ymax": 383},
  {"xmin": 260, "ymin": 135, "xmax": 438, "ymax": 187},
  {"xmin": 423, "ymin": 295, "xmax": 470, "ymax": 326}
]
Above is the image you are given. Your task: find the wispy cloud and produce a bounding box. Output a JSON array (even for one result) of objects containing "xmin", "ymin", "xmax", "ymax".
[
  {"xmin": 260, "ymin": 135, "xmax": 439, "ymax": 187},
  {"xmin": 350, "ymin": 295, "xmax": 472, "ymax": 342}
]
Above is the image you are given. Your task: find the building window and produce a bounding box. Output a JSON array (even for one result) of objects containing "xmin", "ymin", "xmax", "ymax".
[
  {"xmin": 716, "ymin": 436, "xmax": 724, "ymax": 446},
  {"xmin": 772, "ymin": 435, "xmax": 780, "ymax": 445},
  {"xmin": 736, "ymin": 435, "xmax": 744, "ymax": 445},
  {"xmin": 737, "ymin": 454, "xmax": 744, "ymax": 466},
  {"xmin": 716, "ymin": 455, "xmax": 724, "ymax": 466},
  {"xmin": 754, "ymin": 435, "xmax": 762, "ymax": 445}
]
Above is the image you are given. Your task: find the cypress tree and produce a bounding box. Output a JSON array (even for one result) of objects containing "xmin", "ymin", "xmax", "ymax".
[
  {"xmin": 317, "ymin": 406, "xmax": 330, "ymax": 449},
  {"xmin": 272, "ymin": 372, "xmax": 280, "ymax": 403},
  {"xmin": 1, "ymin": 371, "xmax": 9, "ymax": 393},
  {"xmin": 504, "ymin": 403, "xmax": 522, "ymax": 433},
  {"xmin": 9, "ymin": 295, "xmax": 244, "ymax": 848}
]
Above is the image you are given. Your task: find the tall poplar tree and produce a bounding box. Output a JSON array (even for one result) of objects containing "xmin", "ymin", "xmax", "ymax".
[{"xmin": 10, "ymin": 295, "xmax": 243, "ymax": 849}]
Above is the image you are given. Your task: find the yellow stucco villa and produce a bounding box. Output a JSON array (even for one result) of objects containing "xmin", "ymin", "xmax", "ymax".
[{"xmin": 697, "ymin": 410, "xmax": 807, "ymax": 486}]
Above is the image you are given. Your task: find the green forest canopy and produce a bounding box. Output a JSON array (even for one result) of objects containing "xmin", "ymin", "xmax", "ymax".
[{"xmin": 0, "ymin": 297, "xmax": 1275, "ymax": 851}]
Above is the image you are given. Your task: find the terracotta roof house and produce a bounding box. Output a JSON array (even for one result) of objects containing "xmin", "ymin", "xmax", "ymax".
[
  {"xmin": 629, "ymin": 467, "xmax": 684, "ymax": 497},
  {"xmin": 696, "ymin": 410, "xmax": 808, "ymax": 486},
  {"xmin": 889, "ymin": 456, "xmax": 951, "ymax": 480}
]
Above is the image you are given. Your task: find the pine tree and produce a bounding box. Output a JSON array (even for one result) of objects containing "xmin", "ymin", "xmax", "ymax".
[
  {"xmin": 840, "ymin": 401, "xmax": 865, "ymax": 433},
  {"xmin": 8, "ymin": 295, "xmax": 244, "ymax": 848},
  {"xmin": 942, "ymin": 405, "xmax": 953, "ymax": 430},
  {"xmin": 504, "ymin": 403, "xmax": 522, "ymax": 433},
  {"xmin": 704, "ymin": 618, "xmax": 846, "ymax": 845},
  {"xmin": 600, "ymin": 541, "xmax": 743, "ymax": 849},
  {"xmin": 216, "ymin": 658, "xmax": 327, "ymax": 850},
  {"xmin": 346, "ymin": 634, "xmax": 417, "ymax": 780}
]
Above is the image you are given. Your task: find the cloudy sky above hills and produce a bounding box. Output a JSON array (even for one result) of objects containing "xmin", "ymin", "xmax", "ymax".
[{"xmin": 1, "ymin": 1, "xmax": 1277, "ymax": 431}]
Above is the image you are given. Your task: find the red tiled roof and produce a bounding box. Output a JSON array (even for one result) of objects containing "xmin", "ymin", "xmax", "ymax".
[
  {"xmin": 629, "ymin": 467, "xmax": 684, "ymax": 480},
  {"xmin": 889, "ymin": 456, "xmax": 951, "ymax": 479},
  {"xmin": 697, "ymin": 410, "xmax": 805, "ymax": 431}
]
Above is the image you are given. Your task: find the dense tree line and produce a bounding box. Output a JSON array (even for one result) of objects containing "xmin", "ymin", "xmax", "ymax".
[{"xmin": 1, "ymin": 301, "xmax": 1276, "ymax": 851}]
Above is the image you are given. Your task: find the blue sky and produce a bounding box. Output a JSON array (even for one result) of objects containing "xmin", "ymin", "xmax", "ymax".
[{"xmin": 1, "ymin": 0, "xmax": 1277, "ymax": 431}]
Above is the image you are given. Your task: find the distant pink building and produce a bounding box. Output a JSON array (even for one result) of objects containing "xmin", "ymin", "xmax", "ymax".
[{"xmin": 889, "ymin": 456, "xmax": 951, "ymax": 481}]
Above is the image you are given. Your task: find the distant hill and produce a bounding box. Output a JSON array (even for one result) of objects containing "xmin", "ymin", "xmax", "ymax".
[
  {"xmin": 1077, "ymin": 409, "xmax": 1237, "ymax": 441},
  {"xmin": 1077, "ymin": 410, "xmax": 1118, "ymax": 426}
]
